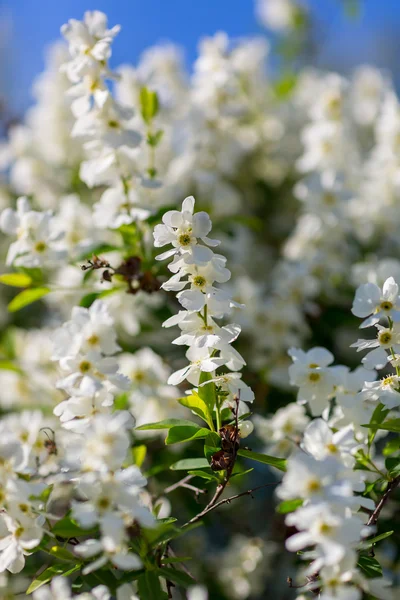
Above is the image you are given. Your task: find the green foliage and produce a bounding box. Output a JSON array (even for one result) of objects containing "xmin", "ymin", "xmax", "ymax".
[
  {"xmin": 165, "ymin": 425, "xmax": 210, "ymax": 444},
  {"xmin": 137, "ymin": 572, "xmax": 168, "ymax": 600},
  {"xmin": 26, "ymin": 564, "xmax": 81, "ymax": 594},
  {"xmin": 276, "ymin": 499, "xmax": 303, "ymax": 514},
  {"xmin": 140, "ymin": 87, "xmax": 159, "ymax": 125},
  {"xmin": 357, "ymin": 554, "xmax": 383, "ymax": 579},
  {"xmin": 8, "ymin": 286, "xmax": 51, "ymax": 312},
  {"xmin": 0, "ymin": 272, "xmax": 33, "ymax": 287},
  {"xmin": 364, "ymin": 418, "xmax": 400, "ymax": 434},
  {"xmin": 170, "ymin": 458, "xmax": 210, "ymax": 470},
  {"xmin": 237, "ymin": 449, "xmax": 287, "ymax": 472},
  {"xmin": 367, "ymin": 403, "xmax": 390, "ymax": 447},
  {"xmin": 136, "ymin": 418, "xmax": 199, "ymax": 431},
  {"xmin": 178, "ymin": 391, "xmax": 215, "ymax": 430}
]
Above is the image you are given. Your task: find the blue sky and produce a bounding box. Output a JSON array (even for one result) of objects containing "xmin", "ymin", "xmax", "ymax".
[{"xmin": 3, "ymin": 0, "xmax": 400, "ymax": 114}]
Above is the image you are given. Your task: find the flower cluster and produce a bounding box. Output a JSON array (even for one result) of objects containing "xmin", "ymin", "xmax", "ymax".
[
  {"xmin": 61, "ymin": 10, "xmax": 152, "ymax": 226},
  {"xmin": 154, "ymin": 195, "xmax": 254, "ymax": 418},
  {"xmin": 0, "ymin": 3, "xmax": 399, "ymax": 599},
  {"xmin": 274, "ymin": 277, "xmax": 400, "ymax": 599}
]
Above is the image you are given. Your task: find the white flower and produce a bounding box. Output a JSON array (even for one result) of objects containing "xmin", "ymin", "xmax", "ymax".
[
  {"xmin": 256, "ymin": 0, "xmax": 300, "ymax": 31},
  {"xmin": 277, "ymin": 451, "xmax": 342, "ymax": 502},
  {"xmin": 288, "ymin": 347, "xmax": 335, "ymax": 415},
  {"xmin": 0, "ymin": 513, "xmax": 43, "ymax": 574},
  {"xmin": 61, "ymin": 11, "xmax": 120, "ymax": 83},
  {"xmin": 351, "ymin": 324, "xmax": 400, "ymax": 370},
  {"xmin": 286, "ymin": 504, "xmax": 365, "ymax": 571},
  {"xmin": 201, "ymin": 371, "xmax": 254, "ymax": 403},
  {"xmin": 359, "ymin": 375, "xmax": 400, "ymax": 409},
  {"xmin": 154, "ymin": 196, "xmax": 218, "ymax": 263},
  {"xmin": 93, "ymin": 182, "xmax": 151, "ymax": 229},
  {"xmin": 75, "ymin": 514, "xmax": 142, "ymax": 574},
  {"xmin": 52, "ymin": 300, "xmax": 121, "ymax": 360},
  {"xmin": 56, "ymin": 351, "xmax": 129, "ymax": 396},
  {"xmin": 66, "ymin": 412, "xmax": 134, "ymax": 473},
  {"xmin": 0, "ymin": 197, "xmax": 65, "ymax": 267},
  {"xmin": 352, "ymin": 277, "xmax": 400, "ymax": 328},
  {"xmin": 302, "ymin": 419, "xmax": 359, "ymax": 467},
  {"xmin": 168, "ymin": 346, "xmax": 227, "ymax": 386}
]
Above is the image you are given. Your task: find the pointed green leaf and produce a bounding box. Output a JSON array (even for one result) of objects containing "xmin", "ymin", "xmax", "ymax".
[
  {"xmin": 165, "ymin": 426, "xmax": 210, "ymax": 445},
  {"xmin": 140, "ymin": 87, "xmax": 159, "ymax": 125},
  {"xmin": 276, "ymin": 499, "xmax": 303, "ymax": 514},
  {"xmin": 363, "ymin": 418, "xmax": 400, "ymax": 434},
  {"xmin": 367, "ymin": 403, "xmax": 390, "ymax": 447},
  {"xmin": 136, "ymin": 419, "xmax": 200, "ymax": 431},
  {"xmin": 238, "ymin": 449, "xmax": 286, "ymax": 472},
  {"xmin": 362, "ymin": 531, "xmax": 394, "ymax": 549},
  {"xmin": 8, "ymin": 287, "xmax": 51, "ymax": 312},
  {"xmin": 132, "ymin": 445, "xmax": 147, "ymax": 467},
  {"xmin": 52, "ymin": 516, "xmax": 97, "ymax": 538},
  {"xmin": 26, "ymin": 564, "xmax": 81, "ymax": 594},
  {"xmin": 198, "ymin": 372, "xmax": 217, "ymax": 414},
  {"xmin": 0, "ymin": 273, "xmax": 32, "ymax": 287},
  {"xmin": 138, "ymin": 571, "xmax": 168, "ymax": 600},
  {"xmin": 170, "ymin": 458, "xmax": 210, "ymax": 471},
  {"xmin": 157, "ymin": 567, "xmax": 194, "ymax": 588},
  {"xmin": 357, "ymin": 554, "xmax": 383, "ymax": 578},
  {"xmin": 178, "ymin": 391, "xmax": 214, "ymax": 429}
]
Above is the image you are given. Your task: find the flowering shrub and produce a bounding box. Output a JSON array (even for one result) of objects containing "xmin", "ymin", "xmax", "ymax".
[{"xmin": 0, "ymin": 1, "xmax": 399, "ymax": 598}]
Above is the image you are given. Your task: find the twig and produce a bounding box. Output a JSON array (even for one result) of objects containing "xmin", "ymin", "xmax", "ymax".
[
  {"xmin": 164, "ymin": 475, "xmax": 194, "ymax": 495},
  {"xmin": 367, "ymin": 475, "xmax": 400, "ymax": 526},
  {"xmin": 182, "ymin": 482, "xmax": 278, "ymax": 527}
]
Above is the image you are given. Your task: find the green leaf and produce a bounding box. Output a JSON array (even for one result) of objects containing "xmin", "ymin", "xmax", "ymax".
[
  {"xmin": 357, "ymin": 554, "xmax": 383, "ymax": 578},
  {"xmin": 0, "ymin": 272, "xmax": 32, "ymax": 287},
  {"xmin": 46, "ymin": 545, "xmax": 76, "ymax": 562},
  {"xmin": 178, "ymin": 391, "xmax": 214, "ymax": 429},
  {"xmin": 363, "ymin": 530, "xmax": 394, "ymax": 548},
  {"xmin": 367, "ymin": 403, "xmax": 390, "ymax": 447},
  {"xmin": 26, "ymin": 564, "xmax": 81, "ymax": 594},
  {"xmin": 187, "ymin": 469, "xmax": 220, "ymax": 482},
  {"xmin": 237, "ymin": 449, "xmax": 287, "ymax": 472},
  {"xmin": 363, "ymin": 418, "xmax": 400, "ymax": 434},
  {"xmin": 52, "ymin": 516, "xmax": 97, "ymax": 538},
  {"xmin": 136, "ymin": 419, "xmax": 200, "ymax": 431},
  {"xmin": 170, "ymin": 458, "xmax": 210, "ymax": 471},
  {"xmin": 138, "ymin": 572, "xmax": 168, "ymax": 599},
  {"xmin": 162, "ymin": 556, "xmax": 192, "ymax": 565},
  {"xmin": 8, "ymin": 287, "xmax": 51, "ymax": 312},
  {"xmin": 147, "ymin": 130, "xmax": 164, "ymax": 147},
  {"xmin": 385, "ymin": 457, "xmax": 400, "ymax": 478},
  {"xmin": 132, "ymin": 445, "xmax": 147, "ymax": 467},
  {"xmin": 204, "ymin": 431, "xmax": 221, "ymax": 464},
  {"xmin": 165, "ymin": 426, "xmax": 210, "ymax": 445},
  {"xmin": 140, "ymin": 87, "xmax": 159, "ymax": 125},
  {"xmin": 276, "ymin": 499, "xmax": 303, "ymax": 514},
  {"xmin": 0, "ymin": 360, "xmax": 22, "ymax": 373},
  {"xmin": 198, "ymin": 372, "xmax": 217, "ymax": 415},
  {"xmin": 157, "ymin": 566, "xmax": 194, "ymax": 588},
  {"xmin": 383, "ymin": 437, "xmax": 400, "ymax": 456}
]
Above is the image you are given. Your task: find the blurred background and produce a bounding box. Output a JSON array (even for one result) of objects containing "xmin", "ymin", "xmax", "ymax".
[
  {"xmin": 1, "ymin": 2, "xmax": 400, "ymax": 599},
  {"xmin": 2, "ymin": 0, "xmax": 400, "ymax": 116}
]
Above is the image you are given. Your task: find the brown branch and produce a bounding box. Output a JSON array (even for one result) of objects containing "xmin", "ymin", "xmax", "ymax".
[
  {"xmin": 163, "ymin": 475, "xmax": 193, "ymax": 495},
  {"xmin": 367, "ymin": 475, "xmax": 400, "ymax": 526},
  {"xmin": 182, "ymin": 482, "xmax": 278, "ymax": 527}
]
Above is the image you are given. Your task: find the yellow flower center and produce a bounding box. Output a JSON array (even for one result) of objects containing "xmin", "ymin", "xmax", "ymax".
[
  {"xmin": 79, "ymin": 360, "xmax": 92, "ymax": 373},
  {"xmin": 380, "ymin": 301, "xmax": 393, "ymax": 311},
  {"xmin": 34, "ymin": 241, "xmax": 47, "ymax": 253},
  {"xmin": 178, "ymin": 233, "xmax": 192, "ymax": 246},
  {"xmin": 308, "ymin": 372, "xmax": 321, "ymax": 382}
]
